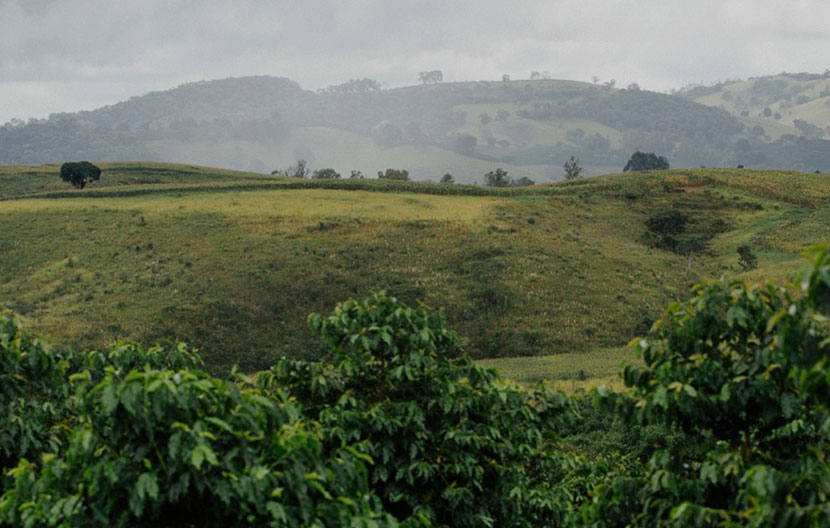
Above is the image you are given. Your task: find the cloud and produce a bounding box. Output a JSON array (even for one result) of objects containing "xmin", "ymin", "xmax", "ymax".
[{"xmin": 1, "ymin": 0, "xmax": 829, "ymax": 123}]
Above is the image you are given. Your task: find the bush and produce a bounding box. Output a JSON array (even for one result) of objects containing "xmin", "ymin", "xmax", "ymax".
[
  {"xmin": 588, "ymin": 245, "xmax": 830, "ymax": 526},
  {"xmin": 258, "ymin": 292, "xmax": 575, "ymax": 527}
]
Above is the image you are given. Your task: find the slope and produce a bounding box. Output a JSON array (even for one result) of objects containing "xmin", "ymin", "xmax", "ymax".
[
  {"xmin": 5, "ymin": 75, "xmax": 815, "ymax": 179},
  {"xmin": 1, "ymin": 163, "xmax": 826, "ymax": 377}
]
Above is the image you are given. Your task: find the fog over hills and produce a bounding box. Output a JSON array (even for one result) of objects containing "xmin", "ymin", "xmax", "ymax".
[{"xmin": 3, "ymin": 74, "xmax": 830, "ymax": 182}]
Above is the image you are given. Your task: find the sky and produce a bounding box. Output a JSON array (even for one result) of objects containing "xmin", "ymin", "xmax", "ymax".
[{"xmin": 1, "ymin": 0, "xmax": 829, "ymax": 124}]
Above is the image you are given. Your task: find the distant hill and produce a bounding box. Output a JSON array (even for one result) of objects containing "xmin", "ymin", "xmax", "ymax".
[
  {"xmin": 677, "ymin": 71, "xmax": 830, "ymax": 170},
  {"xmin": 3, "ymin": 75, "xmax": 830, "ymax": 180}
]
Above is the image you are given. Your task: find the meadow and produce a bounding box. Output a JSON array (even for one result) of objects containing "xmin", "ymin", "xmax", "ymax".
[{"xmin": 1, "ymin": 162, "xmax": 827, "ymax": 384}]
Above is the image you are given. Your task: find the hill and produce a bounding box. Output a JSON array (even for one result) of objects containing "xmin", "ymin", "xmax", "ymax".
[
  {"xmin": 4, "ymin": 75, "xmax": 829, "ymax": 180},
  {"xmin": 678, "ymin": 72, "xmax": 830, "ymax": 169},
  {"xmin": 1, "ymin": 162, "xmax": 827, "ymax": 378}
]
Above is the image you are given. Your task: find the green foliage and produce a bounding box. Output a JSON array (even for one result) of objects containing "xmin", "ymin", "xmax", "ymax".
[
  {"xmin": 0, "ymin": 318, "xmax": 393, "ymax": 527},
  {"xmin": 3, "ymin": 246, "xmax": 830, "ymax": 526},
  {"xmin": 440, "ymin": 173, "xmax": 454, "ymax": 184},
  {"xmin": 483, "ymin": 168, "xmax": 510, "ymax": 187},
  {"xmin": 588, "ymin": 245, "xmax": 830, "ymax": 526},
  {"xmin": 59, "ymin": 161, "xmax": 101, "ymax": 189},
  {"xmin": 259, "ymin": 292, "xmax": 577, "ymax": 527},
  {"xmin": 311, "ymin": 168, "xmax": 341, "ymax": 179},
  {"xmin": 377, "ymin": 168, "xmax": 410, "ymax": 181},
  {"xmin": 623, "ymin": 151, "xmax": 670, "ymax": 172},
  {"xmin": 564, "ymin": 156, "xmax": 583, "ymax": 180}
]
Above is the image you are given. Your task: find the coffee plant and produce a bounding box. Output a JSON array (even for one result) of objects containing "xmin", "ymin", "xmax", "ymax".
[{"xmin": 2, "ymin": 247, "xmax": 829, "ymax": 527}]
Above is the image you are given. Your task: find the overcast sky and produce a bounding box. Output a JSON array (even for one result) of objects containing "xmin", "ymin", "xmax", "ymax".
[{"xmin": 1, "ymin": 0, "xmax": 829, "ymax": 124}]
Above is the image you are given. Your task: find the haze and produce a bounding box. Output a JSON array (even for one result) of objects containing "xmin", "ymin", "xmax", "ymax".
[{"xmin": 2, "ymin": 0, "xmax": 829, "ymax": 124}]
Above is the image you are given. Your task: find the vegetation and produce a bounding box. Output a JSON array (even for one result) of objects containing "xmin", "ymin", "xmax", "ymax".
[
  {"xmin": 564, "ymin": 155, "xmax": 583, "ymax": 180},
  {"xmin": 378, "ymin": 168, "xmax": 410, "ymax": 181},
  {"xmin": 737, "ymin": 243, "xmax": 758, "ymax": 270},
  {"xmin": 6, "ymin": 75, "xmax": 830, "ymax": 181},
  {"xmin": 311, "ymin": 168, "xmax": 341, "ymax": 179},
  {"xmin": 623, "ymin": 151, "xmax": 670, "ymax": 172},
  {"xmin": 2, "ymin": 162, "xmax": 828, "ymax": 379},
  {"xmin": 59, "ymin": 161, "xmax": 101, "ymax": 189},
  {"xmin": 483, "ymin": 168, "xmax": 510, "ymax": 187},
  {"xmin": 1, "ymin": 247, "xmax": 828, "ymax": 526}
]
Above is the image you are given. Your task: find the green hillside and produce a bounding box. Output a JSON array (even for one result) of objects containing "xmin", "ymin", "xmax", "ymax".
[
  {"xmin": 682, "ymin": 72, "xmax": 830, "ymax": 140},
  {"xmin": 1, "ymin": 162, "xmax": 826, "ymax": 381},
  {"xmin": 7, "ymin": 75, "xmax": 829, "ymax": 179}
]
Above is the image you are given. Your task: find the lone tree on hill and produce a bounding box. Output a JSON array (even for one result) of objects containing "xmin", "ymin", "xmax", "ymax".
[
  {"xmin": 441, "ymin": 173, "xmax": 454, "ymax": 184},
  {"xmin": 623, "ymin": 151, "xmax": 670, "ymax": 172},
  {"xmin": 59, "ymin": 161, "xmax": 101, "ymax": 189},
  {"xmin": 563, "ymin": 156, "xmax": 583, "ymax": 180},
  {"xmin": 484, "ymin": 168, "xmax": 511, "ymax": 187}
]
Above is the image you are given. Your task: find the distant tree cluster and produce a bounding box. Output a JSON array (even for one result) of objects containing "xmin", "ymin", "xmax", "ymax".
[
  {"xmin": 378, "ymin": 168, "xmax": 410, "ymax": 181},
  {"xmin": 311, "ymin": 168, "xmax": 340, "ymax": 179},
  {"xmin": 623, "ymin": 151, "xmax": 670, "ymax": 172},
  {"xmin": 318, "ymin": 78, "xmax": 384, "ymax": 94},
  {"xmin": 482, "ymin": 168, "xmax": 534, "ymax": 187}
]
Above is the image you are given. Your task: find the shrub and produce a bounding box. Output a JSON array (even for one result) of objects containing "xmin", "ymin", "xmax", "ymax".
[{"xmin": 258, "ymin": 292, "xmax": 575, "ymax": 527}]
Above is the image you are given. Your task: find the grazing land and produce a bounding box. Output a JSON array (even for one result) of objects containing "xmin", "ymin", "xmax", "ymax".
[{"xmin": 1, "ymin": 162, "xmax": 827, "ymax": 382}]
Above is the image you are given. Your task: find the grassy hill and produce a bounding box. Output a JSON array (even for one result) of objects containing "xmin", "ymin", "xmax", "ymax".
[
  {"xmin": 681, "ymin": 72, "xmax": 830, "ymax": 140},
  {"xmin": 1, "ymin": 162, "xmax": 827, "ymax": 384},
  {"xmin": 8, "ymin": 75, "xmax": 828, "ymax": 180}
]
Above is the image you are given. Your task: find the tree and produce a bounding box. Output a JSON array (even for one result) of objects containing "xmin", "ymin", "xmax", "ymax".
[
  {"xmin": 502, "ymin": 74, "xmax": 511, "ymax": 82},
  {"xmin": 59, "ymin": 161, "xmax": 101, "ymax": 189},
  {"xmin": 484, "ymin": 168, "xmax": 510, "ymax": 187},
  {"xmin": 283, "ymin": 159, "xmax": 309, "ymax": 179},
  {"xmin": 418, "ymin": 70, "xmax": 443, "ymax": 84},
  {"xmin": 377, "ymin": 168, "xmax": 409, "ymax": 181},
  {"xmin": 311, "ymin": 168, "xmax": 341, "ymax": 179},
  {"xmin": 530, "ymin": 71, "xmax": 541, "ymax": 80},
  {"xmin": 623, "ymin": 151, "xmax": 670, "ymax": 172},
  {"xmin": 563, "ymin": 155, "xmax": 583, "ymax": 180},
  {"xmin": 349, "ymin": 169, "xmax": 364, "ymax": 179},
  {"xmin": 440, "ymin": 173, "xmax": 454, "ymax": 184}
]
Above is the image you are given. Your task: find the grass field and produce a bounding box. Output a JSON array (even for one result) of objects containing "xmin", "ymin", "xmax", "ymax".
[{"xmin": 1, "ymin": 162, "xmax": 827, "ymax": 384}]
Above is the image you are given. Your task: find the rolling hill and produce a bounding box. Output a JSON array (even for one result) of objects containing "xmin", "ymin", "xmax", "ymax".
[
  {"xmin": 4, "ymin": 75, "xmax": 829, "ymax": 181},
  {"xmin": 1, "ymin": 162, "xmax": 827, "ymax": 381},
  {"xmin": 679, "ymin": 72, "xmax": 830, "ymax": 138}
]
